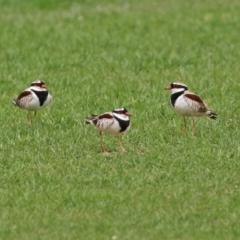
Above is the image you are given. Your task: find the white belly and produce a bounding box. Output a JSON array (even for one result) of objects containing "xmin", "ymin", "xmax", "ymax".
[
  {"xmin": 174, "ymin": 96, "xmax": 205, "ymax": 117},
  {"xmin": 97, "ymin": 119, "xmax": 130, "ymax": 135},
  {"xmin": 27, "ymin": 93, "xmax": 52, "ymax": 111},
  {"xmin": 104, "ymin": 120, "xmax": 122, "ymax": 135}
]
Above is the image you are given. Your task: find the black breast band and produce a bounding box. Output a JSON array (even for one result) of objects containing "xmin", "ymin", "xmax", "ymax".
[
  {"xmin": 171, "ymin": 91, "xmax": 184, "ymax": 107},
  {"xmin": 32, "ymin": 90, "xmax": 49, "ymax": 106}
]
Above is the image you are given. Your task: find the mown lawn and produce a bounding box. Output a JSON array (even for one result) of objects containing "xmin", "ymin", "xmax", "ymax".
[{"xmin": 0, "ymin": 0, "xmax": 240, "ymax": 239}]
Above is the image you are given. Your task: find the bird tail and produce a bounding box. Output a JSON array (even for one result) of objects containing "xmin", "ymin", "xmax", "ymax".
[
  {"xmin": 85, "ymin": 119, "xmax": 91, "ymax": 124},
  {"xmin": 209, "ymin": 111, "xmax": 217, "ymax": 120},
  {"xmin": 85, "ymin": 114, "xmax": 98, "ymax": 124},
  {"xmin": 13, "ymin": 98, "xmax": 17, "ymax": 106}
]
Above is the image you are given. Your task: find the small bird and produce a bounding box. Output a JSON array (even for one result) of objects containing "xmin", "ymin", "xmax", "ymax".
[
  {"xmin": 13, "ymin": 80, "xmax": 52, "ymax": 124},
  {"xmin": 85, "ymin": 107, "xmax": 131, "ymax": 153},
  {"xmin": 165, "ymin": 82, "xmax": 217, "ymax": 133}
]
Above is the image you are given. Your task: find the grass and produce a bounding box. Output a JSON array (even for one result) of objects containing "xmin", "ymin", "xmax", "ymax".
[{"xmin": 0, "ymin": 0, "xmax": 240, "ymax": 239}]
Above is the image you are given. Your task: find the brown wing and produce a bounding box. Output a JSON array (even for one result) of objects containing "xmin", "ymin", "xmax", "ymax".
[
  {"xmin": 185, "ymin": 93, "xmax": 204, "ymax": 103},
  {"xmin": 85, "ymin": 112, "xmax": 114, "ymax": 126},
  {"xmin": 184, "ymin": 92, "xmax": 208, "ymax": 112},
  {"xmin": 17, "ymin": 91, "xmax": 32, "ymax": 100},
  {"xmin": 96, "ymin": 113, "xmax": 115, "ymax": 130},
  {"xmin": 98, "ymin": 113, "xmax": 114, "ymax": 119},
  {"xmin": 95, "ymin": 113, "xmax": 114, "ymax": 128},
  {"xmin": 14, "ymin": 91, "xmax": 33, "ymax": 108}
]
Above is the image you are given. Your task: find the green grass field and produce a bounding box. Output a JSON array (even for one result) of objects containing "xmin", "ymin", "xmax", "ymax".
[{"xmin": 1, "ymin": 0, "xmax": 240, "ymax": 239}]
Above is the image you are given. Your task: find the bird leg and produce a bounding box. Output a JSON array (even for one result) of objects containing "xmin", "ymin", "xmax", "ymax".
[
  {"xmin": 99, "ymin": 131, "xmax": 107, "ymax": 152},
  {"xmin": 118, "ymin": 135, "xmax": 127, "ymax": 153},
  {"xmin": 34, "ymin": 111, "xmax": 38, "ymax": 125},
  {"xmin": 192, "ymin": 118, "xmax": 196, "ymax": 135},
  {"xmin": 183, "ymin": 117, "xmax": 187, "ymax": 133},
  {"xmin": 27, "ymin": 112, "xmax": 31, "ymax": 125}
]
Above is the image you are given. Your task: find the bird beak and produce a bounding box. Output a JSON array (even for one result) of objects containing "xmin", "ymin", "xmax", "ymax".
[
  {"xmin": 164, "ymin": 86, "xmax": 172, "ymax": 90},
  {"xmin": 125, "ymin": 112, "xmax": 131, "ymax": 116}
]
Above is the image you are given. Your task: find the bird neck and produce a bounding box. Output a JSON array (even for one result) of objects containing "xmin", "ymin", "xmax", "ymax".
[
  {"xmin": 112, "ymin": 112, "xmax": 129, "ymax": 121},
  {"xmin": 30, "ymin": 86, "xmax": 47, "ymax": 92}
]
